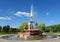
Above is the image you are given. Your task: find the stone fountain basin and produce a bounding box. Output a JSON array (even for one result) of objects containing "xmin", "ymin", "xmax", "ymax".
[
  {"xmin": 0, "ymin": 34, "xmax": 59, "ymax": 41},
  {"xmin": 24, "ymin": 29, "xmax": 42, "ymax": 35}
]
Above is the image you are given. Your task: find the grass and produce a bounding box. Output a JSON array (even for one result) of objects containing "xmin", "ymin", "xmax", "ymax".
[
  {"xmin": 45, "ymin": 32, "xmax": 60, "ymax": 35},
  {"xmin": 52, "ymin": 32, "xmax": 60, "ymax": 34}
]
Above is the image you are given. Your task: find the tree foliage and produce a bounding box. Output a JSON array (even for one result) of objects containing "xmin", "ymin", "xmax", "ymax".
[
  {"xmin": 35, "ymin": 24, "xmax": 46, "ymax": 31},
  {"xmin": 0, "ymin": 25, "xmax": 19, "ymax": 34},
  {"xmin": 0, "ymin": 26, "xmax": 2, "ymax": 32},
  {"xmin": 2, "ymin": 25, "xmax": 10, "ymax": 33},
  {"xmin": 46, "ymin": 24, "xmax": 60, "ymax": 32},
  {"xmin": 19, "ymin": 22, "xmax": 28, "ymax": 32},
  {"xmin": 0, "ymin": 23, "xmax": 60, "ymax": 34}
]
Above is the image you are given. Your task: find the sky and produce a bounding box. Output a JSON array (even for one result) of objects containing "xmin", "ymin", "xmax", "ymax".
[{"xmin": 0, "ymin": 0, "xmax": 60, "ymax": 28}]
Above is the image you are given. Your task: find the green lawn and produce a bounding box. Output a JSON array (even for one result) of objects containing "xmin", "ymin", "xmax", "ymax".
[{"xmin": 52, "ymin": 32, "xmax": 60, "ymax": 34}]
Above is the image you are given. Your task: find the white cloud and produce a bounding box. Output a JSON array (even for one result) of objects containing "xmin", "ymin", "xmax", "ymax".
[
  {"xmin": 0, "ymin": 9, "xmax": 16, "ymax": 20},
  {"xmin": 15, "ymin": 11, "xmax": 30, "ymax": 17},
  {"xmin": 0, "ymin": 16, "xmax": 11, "ymax": 20},
  {"xmin": 0, "ymin": 9, "xmax": 16, "ymax": 15}
]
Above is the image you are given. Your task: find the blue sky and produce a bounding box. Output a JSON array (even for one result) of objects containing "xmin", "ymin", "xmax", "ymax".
[{"xmin": 0, "ymin": 0, "xmax": 60, "ymax": 28}]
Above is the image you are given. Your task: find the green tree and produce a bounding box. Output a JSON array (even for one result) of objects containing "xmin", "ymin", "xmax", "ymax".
[
  {"xmin": 3, "ymin": 26, "xmax": 6, "ymax": 33},
  {"xmin": 47, "ymin": 24, "xmax": 60, "ymax": 33},
  {"xmin": 45, "ymin": 27, "xmax": 50, "ymax": 32},
  {"xmin": 19, "ymin": 22, "xmax": 28, "ymax": 32},
  {"xmin": 40, "ymin": 24, "xmax": 46, "ymax": 31},
  {"xmin": 2, "ymin": 25, "xmax": 10, "ymax": 33},
  {"xmin": 6, "ymin": 25, "xmax": 10, "ymax": 33},
  {"xmin": 35, "ymin": 24, "xmax": 46, "ymax": 31},
  {"xmin": 56, "ymin": 24, "xmax": 60, "ymax": 32},
  {"xmin": 0, "ymin": 26, "xmax": 2, "ymax": 32}
]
